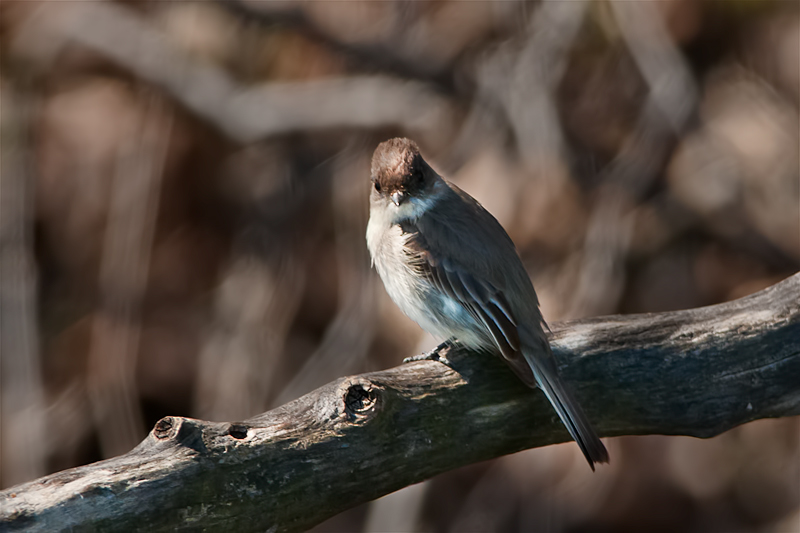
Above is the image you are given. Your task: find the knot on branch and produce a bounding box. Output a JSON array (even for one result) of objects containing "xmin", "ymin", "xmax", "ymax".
[
  {"xmin": 226, "ymin": 423, "xmax": 249, "ymax": 439},
  {"xmin": 153, "ymin": 416, "xmax": 178, "ymax": 440},
  {"xmin": 343, "ymin": 380, "xmax": 381, "ymax": 421},
  {"xmin": 149, "ymin": 416, "xmax": 207, "ymax": 453}
]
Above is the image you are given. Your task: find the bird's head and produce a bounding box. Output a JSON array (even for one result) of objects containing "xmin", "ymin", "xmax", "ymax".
[{"xmin": 370, "ymin": 138, "xmax": 438, "ymax": 211}]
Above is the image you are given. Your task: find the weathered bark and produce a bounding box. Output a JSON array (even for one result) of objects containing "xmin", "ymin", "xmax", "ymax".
[{"xmin": 2, "ymin": 273, "xmax": 799, "ymax": 532}]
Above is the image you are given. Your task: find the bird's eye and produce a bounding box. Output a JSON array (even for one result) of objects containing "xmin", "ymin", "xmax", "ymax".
[{"xmin": 374, "ymin": 181, "xmax": 381, "ymax": 192}]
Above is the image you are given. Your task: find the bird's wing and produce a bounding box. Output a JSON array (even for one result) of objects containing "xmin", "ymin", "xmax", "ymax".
[{"xmin": 400, "ymin": 220, "xmax": 537, "ymax": 387}]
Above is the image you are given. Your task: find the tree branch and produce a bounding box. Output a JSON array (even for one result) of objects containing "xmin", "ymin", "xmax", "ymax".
[{"xmin": 2, "ymin": 273, "xmax": 799, "ymax": 532}]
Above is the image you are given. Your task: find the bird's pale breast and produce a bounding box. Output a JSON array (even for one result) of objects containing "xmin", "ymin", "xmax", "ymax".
[{"xmin": 368, "ymin": 218, "xmax": 490, "ymax": 349}]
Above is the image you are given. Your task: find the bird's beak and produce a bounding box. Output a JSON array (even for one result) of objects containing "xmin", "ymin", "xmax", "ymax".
[{"xmin": 391, "ymin": 191, "xmax": 405, "ymax": 206}]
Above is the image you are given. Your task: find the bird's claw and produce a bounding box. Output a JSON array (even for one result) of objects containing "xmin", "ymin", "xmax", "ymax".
[{"xmin": 403, "ymin": 340, "xmax": 453, "ymax": 365}]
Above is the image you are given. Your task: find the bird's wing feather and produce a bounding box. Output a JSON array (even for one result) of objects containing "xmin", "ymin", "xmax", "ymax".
[{"xmin": 400, "ymin": 216, "xmax": 538, "ymax": 388}]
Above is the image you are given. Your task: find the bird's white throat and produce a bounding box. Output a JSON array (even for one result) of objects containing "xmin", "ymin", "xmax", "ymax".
[{"xmin": 387, "ymin": 180, "xmax": 447, "ymax": 224}]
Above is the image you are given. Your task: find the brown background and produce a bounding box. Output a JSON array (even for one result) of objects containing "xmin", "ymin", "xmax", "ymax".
[{"xmin": 1, "ymin": 1, "xmax": 798, "ymax": 531}]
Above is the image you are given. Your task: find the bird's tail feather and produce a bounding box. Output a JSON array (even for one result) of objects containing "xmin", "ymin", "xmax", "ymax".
[{"xmin": 529, "ymin": 356, "xmax": 609, "ymax": 470}]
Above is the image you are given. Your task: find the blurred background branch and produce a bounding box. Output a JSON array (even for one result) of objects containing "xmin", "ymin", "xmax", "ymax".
[
  {"xmin": 0, "ymin": 75, "xmax": 47, "ymax": 489},
  {"xmin": 0, "ymin": 0, "xmax": 798, "ymax": 531},
  {"xmin": 86, "ymin": 93, "xmax": 170, "ymax": 457},
  {"xmin": 13, "ymin": 2, "xmax": 453, "ymax": 143}
]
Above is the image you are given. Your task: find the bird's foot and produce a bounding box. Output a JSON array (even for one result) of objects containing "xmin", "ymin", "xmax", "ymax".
[{"xmin": 403, "ymin": 340, "xmax": 453, "ymax": 365}]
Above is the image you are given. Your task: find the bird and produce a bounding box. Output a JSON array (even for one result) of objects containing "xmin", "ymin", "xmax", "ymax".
[{"xmin": 366, "ymin": 137, "xmax": 608, "ymax": 470}]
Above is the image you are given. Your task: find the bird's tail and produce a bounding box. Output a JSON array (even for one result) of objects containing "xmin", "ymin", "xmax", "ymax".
[{"xmin": 525, "ymin": 352, "xmax": 609, "ymax": 470}]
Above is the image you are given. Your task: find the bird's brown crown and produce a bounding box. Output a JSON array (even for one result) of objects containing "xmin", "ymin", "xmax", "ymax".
[{"xmin": 370, "ymin": 138, "xmax": 430, "ymax": 197}]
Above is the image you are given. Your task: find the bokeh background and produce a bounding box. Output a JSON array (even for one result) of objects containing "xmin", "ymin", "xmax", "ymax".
[{"xmin": 1, "ymin": 1, "xmax": 799, "ymax": 531}]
